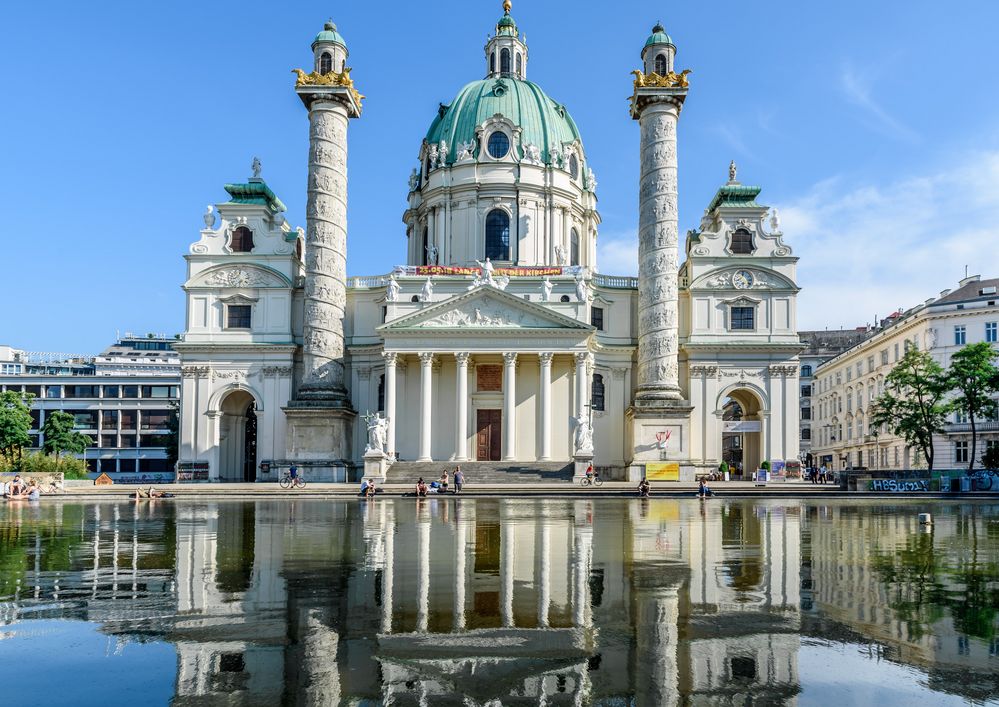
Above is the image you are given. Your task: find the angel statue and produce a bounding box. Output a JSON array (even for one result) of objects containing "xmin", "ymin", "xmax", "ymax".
[
  {"xmin": 363, "ymin": 412, "xmax": 388, "ymax": 455},
  {"xmin": 769, "ymin": 207, "xmax": 782, "ymax": 234},
  {"xmin": 408, "ymin": 168, "xmax": 420, "ymax": 191},
  {"xmin": 523, "ymin": 142, "xmax": 541, "ymax": 164},
  {"xmin": 575, "ymin": 272, "xmax": 590, "ymax": 303},
  {"xmin": 426, "ymin": 242, "xmax": 439, "ymax": 265},
  {"xmin": 550, "ymin": 143, "xmax": 564, "ymax": 170},
  {"xmin": 427, "ymin": 144, "xmax": 439, "ymax": 170},
  {"xmin": 555, "ymin": 244, "xmax": 568, "ymax": 266},
  {"xmin": 438, "ymin": 140, "xmax": 449, "ymax": 167},
  {"xmin": 572, "ymin": 413, "xmax": 594, "ymax": 455},
  {"xmin": 251, "ymin": 156, "xmax": 262, "ymax": 179},
  {"xmin": 494, "ymin": 275, "xmax": 510, "ymax": 291},
  {"xmin": 586, "ymin": 168, "xmax": 598, "ymax": 191},
  {"xmin": 385, "ymin": 274, "xmax": 400, "ymax": 302},
  {"xmin": 456, "ymin": 139, "xmax": 476, "ymax": 162},
  {"xmin": 203, "ymin": 205, "xmax": 216, "ymax": 229}
]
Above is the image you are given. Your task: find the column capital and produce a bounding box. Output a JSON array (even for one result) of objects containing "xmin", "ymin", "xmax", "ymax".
[
  {"xmin": 539, "ymin": 352, "xmax": 554, "ymax": 366},
  {"xmin": 418, "ymin": 352, "xmax": 435, "ymax": 365},
  {"xmin": 575, "ymin": 351, "xmax": 593, "ymax": 367},
  {"xmin": 455, "ymin": 352, "xmax": 471, "ymax": 365},
  {"xmin": 503, "ymin": 352, "xmax": 518, "ymax": 366},
  {"xmin": 382, "ymin": 351, "xmax": 398, "ymax": 366}
]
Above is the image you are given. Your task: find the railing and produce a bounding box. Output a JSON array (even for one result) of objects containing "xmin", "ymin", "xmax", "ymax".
[
  {"xmin": 349, "ymin": 275, "xmax": 392, "ymax": 288},
  {"xmin": 592, "ymin": 274, "xmax": 638, "ymax": 289},
  {"xmin": 945, "ymin": 421, "xmax": 999, "ymax": 432}
]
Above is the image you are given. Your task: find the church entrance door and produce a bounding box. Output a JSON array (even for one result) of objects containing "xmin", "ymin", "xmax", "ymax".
[
  {"xmin": 476, "ymin": 410, "xmax": 502, "ymax": 461},
  {"xmin": 219, "ymin": 390, "xmax": 257, "ymax": 482}
]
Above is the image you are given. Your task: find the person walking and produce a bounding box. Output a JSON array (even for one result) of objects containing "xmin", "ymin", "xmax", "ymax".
[{"xmin": 454, "ymin": 466, "xmax": 464, "ymax": 494}]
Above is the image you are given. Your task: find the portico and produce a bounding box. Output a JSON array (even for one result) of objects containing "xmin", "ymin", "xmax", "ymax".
[{"xmin": 376, "ymin": 285, "xmax": 594, "ymax": 463}]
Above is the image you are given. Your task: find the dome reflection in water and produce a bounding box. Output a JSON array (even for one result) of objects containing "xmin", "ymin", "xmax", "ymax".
[{"xmin": 0, "ymin": 499, "xmax": 997, "ymax": 705}]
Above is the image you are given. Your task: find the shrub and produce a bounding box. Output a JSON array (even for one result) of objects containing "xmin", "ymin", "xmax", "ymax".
[
  {"xmin": 3, "ymin": 452, "xmax": 90, "ymax": 480},
  {"xmin": 761, "ymin": 460, "xmax": 771, "ymax": 472}
]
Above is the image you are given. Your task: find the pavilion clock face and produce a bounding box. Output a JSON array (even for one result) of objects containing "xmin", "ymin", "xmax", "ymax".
[{"xmin": 732, "ymin": 270, "xmax": 754, "ymax": 289}]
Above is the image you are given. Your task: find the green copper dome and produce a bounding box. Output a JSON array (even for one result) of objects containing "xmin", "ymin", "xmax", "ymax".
[
  {"xmin": 425, "ymin": 78, "xmax": 582, "ymax": 166},
  {"xmin": 312, "ymin": 20, "xmax": 346, "ymax": 50},
  {"xmin": 644, "ymin": 23, "xmax": 673, "ymax": 49}
]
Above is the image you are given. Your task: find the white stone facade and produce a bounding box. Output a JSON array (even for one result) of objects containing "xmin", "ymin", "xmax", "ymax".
[{"xmin": 176, "ymin": 12, "xmax": 803, "ymax": 482}]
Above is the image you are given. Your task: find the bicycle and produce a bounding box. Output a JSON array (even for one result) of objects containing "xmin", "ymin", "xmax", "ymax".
[
  {"xmin": 280, "ymin": 473, "xmax": 307, "ymax": 490},
  {"xmin": 969, "ymin": 470, "xmax": 997, "ymax": 491},
  {"xmin": 578, "ymin": 473, "xmax": 603, "ymax": 487}
]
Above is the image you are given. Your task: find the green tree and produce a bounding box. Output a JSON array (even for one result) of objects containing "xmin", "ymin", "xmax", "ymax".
[
  {"xmin": 871, "ymin": 347, "xmax": 950, "ymax": 470},
  {"xmin": 947, "ymin": 342, "xmax": 999, "ymax": 473},
  {"xmin": 41, "ymin": 411, "xmax": 92, "ymax": 468},
  {"xmin": 0, "ymin": 391, "xmax": 34, "ymax": 463}
]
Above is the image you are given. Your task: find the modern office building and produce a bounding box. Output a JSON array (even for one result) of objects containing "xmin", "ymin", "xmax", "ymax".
[
  {"xmin": 0, "ymin": 334, "xmax": 181, "ymax": 480},
  {"xmin": 810, "ymin": 275, "xmax": 999, "ymax": 470}
]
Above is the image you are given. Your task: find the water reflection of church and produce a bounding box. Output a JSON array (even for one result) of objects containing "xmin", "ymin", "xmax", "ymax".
[{"xmin": 4, "ymin": 500, "xmax": 996, "ymax": 703}]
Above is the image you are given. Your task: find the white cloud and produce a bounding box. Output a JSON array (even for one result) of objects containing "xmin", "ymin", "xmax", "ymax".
[
  {"xmin": 839, "ymin": 63, "xmax": 919, "ymax": 143},
  {"xmin": 782, "ymin": 150, "xmax": 999, "ymax": 330},
  {"xmin": 596, "ymin": 230, "xmax": 638, "ymax": 275}
]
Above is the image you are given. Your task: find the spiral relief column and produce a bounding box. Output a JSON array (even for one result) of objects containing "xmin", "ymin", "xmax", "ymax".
[{"xmin": 284, "ymin": 21, "xmax": 364, "ymax": 477}]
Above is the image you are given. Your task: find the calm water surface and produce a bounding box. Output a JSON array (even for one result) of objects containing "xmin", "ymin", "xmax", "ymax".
[{"xmin": 0, "ymin": 498, "xmax": 997, "ymax": 706}]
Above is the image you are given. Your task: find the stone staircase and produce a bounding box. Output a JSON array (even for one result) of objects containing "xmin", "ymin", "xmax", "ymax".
[{"xmin": 384, "ymin": 461, "xmax": 574, "ymax": 485}]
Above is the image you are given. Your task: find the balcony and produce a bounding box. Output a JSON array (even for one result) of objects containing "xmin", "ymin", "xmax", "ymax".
[{"xmin": 945, "ymin": 421, "xmax": 999, "ymax": 433}]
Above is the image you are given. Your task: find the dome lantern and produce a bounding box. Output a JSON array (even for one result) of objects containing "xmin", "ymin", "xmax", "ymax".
[
  {"xmin": 312, "ymin": 19, "xmax": 349, "ymax": 75},
  {"xmin": 484, "ymin": 0, "xmax": 528, "ymax": 80},
  {"xmin": 642, "ymin": 22, "xmax": 676, "ymax": 76}
]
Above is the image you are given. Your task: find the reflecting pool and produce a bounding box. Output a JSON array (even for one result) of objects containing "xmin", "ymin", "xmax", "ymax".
[{"xmin": 0, "ymin": 498, "xmax": 997, "ymax": 706}]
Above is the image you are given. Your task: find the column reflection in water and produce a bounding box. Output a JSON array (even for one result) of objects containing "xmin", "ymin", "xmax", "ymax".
[
  {"xmin": 416, "ymin": 501, "xmax": 431, "ymax": 633},
  {"xmin": 500, "ymin": 501, "xmax": 515, "ymax": 628},
  {"xmin": 635, "ymin": 585, "xmax": 680, "ymax": 707}
]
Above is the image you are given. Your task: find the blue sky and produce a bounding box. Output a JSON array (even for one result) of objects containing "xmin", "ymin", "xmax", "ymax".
[{"xmin": 2, "ymin": 0, "xmax": 998, "ymax": 353}]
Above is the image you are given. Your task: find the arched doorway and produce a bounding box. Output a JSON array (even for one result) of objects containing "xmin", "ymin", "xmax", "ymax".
[
  {"xmin": 720, "ymin": 389, "xmax": 764, "ymax": 478},
  {"xmin": 219, "ymin": 390, "xmax": 257, "ymax": 482}
]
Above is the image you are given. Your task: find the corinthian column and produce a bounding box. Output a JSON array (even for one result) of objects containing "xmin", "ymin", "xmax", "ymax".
[{"xmin": 632, "ymin": 87, "xmax": 686, "ymax": 406}]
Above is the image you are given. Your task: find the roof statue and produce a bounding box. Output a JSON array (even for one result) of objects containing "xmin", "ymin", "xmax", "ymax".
[
  {"xmin": 728, "ymin": 160, "xmax": 738, "ymax": 183},
  {"xmin": 251, "ymin": 156, "xmax": 262, "ymax": 179}
]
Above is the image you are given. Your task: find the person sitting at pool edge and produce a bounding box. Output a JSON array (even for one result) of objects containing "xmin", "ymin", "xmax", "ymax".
[{"xmin": 638, "ymin": 478, "xmax": 651, "ymax": 497}]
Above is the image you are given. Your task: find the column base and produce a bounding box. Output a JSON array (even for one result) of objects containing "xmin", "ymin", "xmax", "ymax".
[
  {"xmin": 626, "ymin": 403, "xmax": 694, "ymax": 482},
  {"xmin": 283, "ymin": 405, "xmax": 356, "ymax": 481}
]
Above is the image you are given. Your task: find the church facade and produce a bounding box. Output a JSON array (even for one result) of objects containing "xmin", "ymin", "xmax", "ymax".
[{"xmin": 175, "ymin": 4, "xmax": 802, "ymax": 483}]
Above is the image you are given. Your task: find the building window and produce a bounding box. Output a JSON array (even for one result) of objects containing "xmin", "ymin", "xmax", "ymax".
[
  {"xmin": 516, "ymin": 52, "xmax": 522, "ymax": 75},
  {"xmin": 45, "ymin": 386, "xmax": 62, "ymax": 399},
  {"xmin": 731, "ymin": 306, "xmax": 754, "ymax": 330},
  {"xmin": 801, "ymin": 428, "xmax": 811, "ymax": 441},
  {"xmin": 591, "ymin": 307, "xmax": 604, "ymax": 331},
  {"xmin": 591, "ymin": 374, "xmax": 605, "ymax": 411},
  {"xmin": 141, "ymin": 385, "xmax": 178, "ymax": 398},
  {"xmin": 801, "ymin": 385, "xmax": 812, "ymax": 397},
  {"xmin": 65, "ymin": 385, "xmax": 100, "ymax": 399},
  {"xmin": 490, "ymin": 51, "xmax": 496, "ymax": 73},
  {"xmin": 867, "ymin": 356, "xmax": 875, "ymax": 373},
  {"xmin": 955, "ymin": 409, "xmax": 968, "ymax": 424},
  {"xmin": 560, "ymin": 294, "xmax": 571, "ymax": 303},
  {"xmin": 569, "ymin": 154, "xmax": 579, "ymax": 180},
  {"xmin": 881, "ymin": 350, "xmax": 889, "ymax": 366},
  {"xmin": 487, "ymin": 131, "xmax": 510, "ymax": 158},
  {"xmin": 570, "ymin": 228, "xmax": 580, "ymax": 266},
  {"xmin": 500, "ymin": 48, "xmax": 511, "ymax": 74},
  {"xmin": 377, "ymin": 374, "xmax": 385, "ymax": 413},
  {"xmin": 987, "ymin": 322, "xmax": 997, "ymax": 343},
  {"xmin": 229, "ymin": 226, "xmax": 254, "ymax": 253},
  {"xmin": 421, "ymin": 227, "xmax": 429, "ymax": 265},
  {"xmin": 801, "ymin": 407, "xmax": 811, "ymax": 420},
  {"xmin": 226, "ymin": 304, "xmax": 252, "ymax": 330},
  {"xmin": 801, "ymin": 365, "xmax": 812, "ymax": 377},
  {"xmin": 319, "ymin": 52, "xmax": 333, "ymax": 74},
  {"xmin": 955, "ymin": 325, "xmax": 966, "ymax": 345},
  {"xmin": 955, "ymin": 441, "xmax": 969, "ymax": 464},
  {"xmin": 729, "ymin": 229, "xmax": 754, "ymax": 254},
  {"xmin": 654, "ymin": 53, "xmax": 668, "ymax": 75},
  {"xmin": 894, "ymin": 343, "xmax": 900, "ymax": 360},
  {"xmin": 485, "ymin": 209, "xmax": 510, "ymax": 260}
]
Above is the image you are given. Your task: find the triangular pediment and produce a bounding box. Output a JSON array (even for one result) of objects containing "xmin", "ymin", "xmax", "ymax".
[{"xmin": 379, "ymin": 286, "xmax": 593, "ymax": 332}]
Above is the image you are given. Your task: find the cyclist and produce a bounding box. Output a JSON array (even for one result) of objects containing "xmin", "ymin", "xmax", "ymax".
[{"xmin": 289, "ymin": 464, "xmax": 299, "ymax": 487}]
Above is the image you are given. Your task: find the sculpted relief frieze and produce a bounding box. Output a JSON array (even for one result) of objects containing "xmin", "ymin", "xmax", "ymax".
[
  {"xmin": 203, "ymin": 267, "xmax": 280, "ymax": 288},
  {"xmin": 420, "ymin": 300, "xmax": 556, "ymax": 329}
]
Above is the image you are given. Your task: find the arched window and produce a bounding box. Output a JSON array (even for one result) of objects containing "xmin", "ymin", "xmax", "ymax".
[
  {"xmin": 424, "ymin": 157, "xmax": 431, "ymax": 178},
  {"xmin": 801, "ymin": 364, "xmax": 813, "ymax": 377},
  {"xmin": 295, "ymin": 238, "xmax": 303, "ymax": 261},
  {"xmin": 516, "ymin": 52, "xmax": 523, "ymax": 76},
  {"xmin": 591, "ymin": 374, "xmax": 605, "ymax": 411},
  {"xmin": 319, "ymin": 52, "xmax": 333, "ymax": 74},
  {"xmin": 230, "ymin": 226, "xmax": 254, "ymax": 253},
  {"xmin": 654, "ymin": 53, "xmax": 668, "ymax": 75},
  {"xmin": 500, "ymin": 48, "xmax": 511, "ymax": 74},
  {"xmin": 730, "ymin": 229, "xmax": 754, "ymax": 254},
  {"xmin": 569, "ymin": 154, "xmax": 579, "ymax": 180},
  {"xmin": 570, "ymin": 228, "xmax": 580, "ymax": 266},
  {"xmin": 490, "ymin": 51, "xmax": 496, "ymax": 74},
  {"xmin": 487, "ymin": 131, "xmax": 510, "ymax": 158},
  {"xmin": 560, "ymin": 294, "xmax": 571, "ymax": 303},
  {"xmin": 421, "ymin": 227, "xmax": 429, "ymax": 265},
  {"xmin": 485, "ymin": 209, "xmax": 510, "ymax": 260}
]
